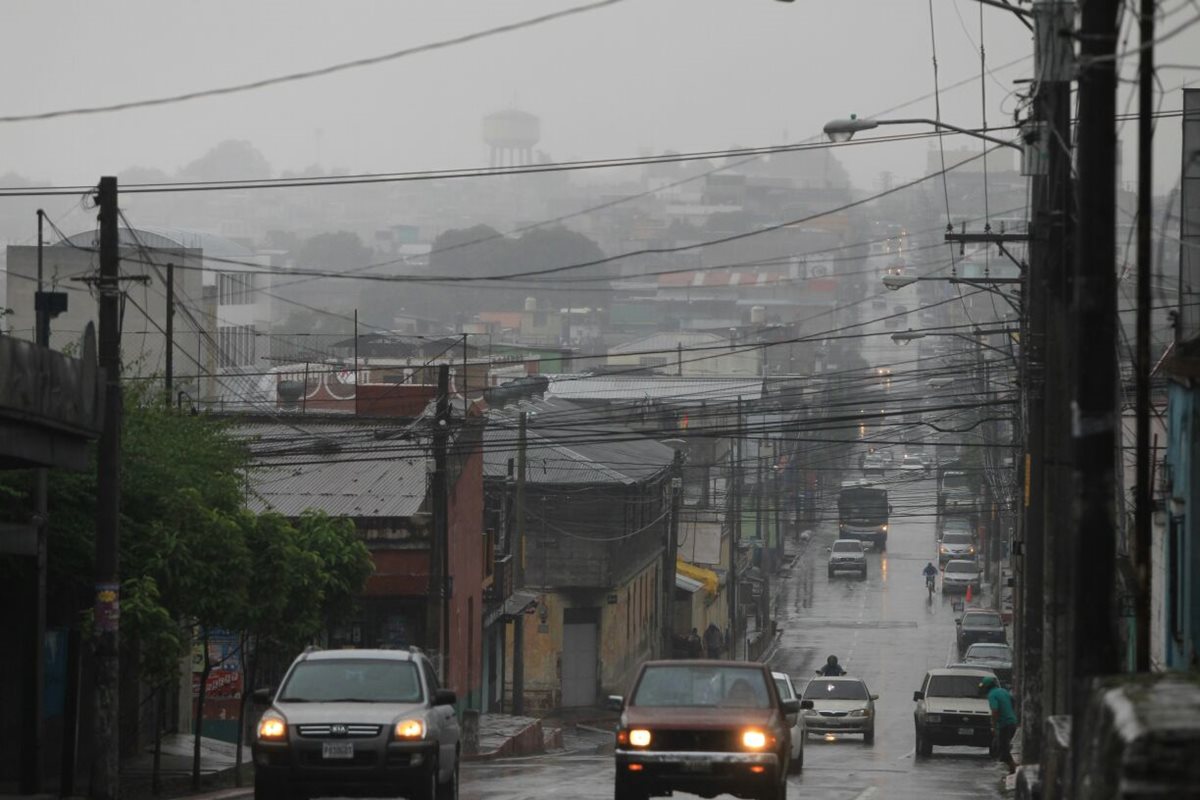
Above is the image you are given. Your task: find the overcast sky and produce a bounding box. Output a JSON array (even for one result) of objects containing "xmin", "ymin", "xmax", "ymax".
[{"xmin": 2, "ymin": 0, "xmax": 1197, "ymax": 200}]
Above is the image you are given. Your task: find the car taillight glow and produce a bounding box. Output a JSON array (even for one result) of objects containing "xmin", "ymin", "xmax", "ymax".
[
  {"xmin": 741, "ymin": 729, "xmax": 767, "ymax": 749},
  {"xmin": 628, "ymin": 729, "xmax": 652, "ymax": 747}
]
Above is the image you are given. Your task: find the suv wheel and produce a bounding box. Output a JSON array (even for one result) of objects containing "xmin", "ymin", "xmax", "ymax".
[
  {"xmin": 436, "ymin": 751, "xmax": 459, "ymax": 800},
  {"xmin": 412, "ymin": 756, "xmax": 439, "ymax": 800}
]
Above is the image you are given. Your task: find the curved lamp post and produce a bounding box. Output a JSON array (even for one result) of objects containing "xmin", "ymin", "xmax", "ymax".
[{"xmin": 823, "ymin": 115, "xmax": 1024, "ymax": 152}]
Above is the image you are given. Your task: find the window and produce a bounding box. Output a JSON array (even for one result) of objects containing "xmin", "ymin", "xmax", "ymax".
[
  {"xmin": 632, "ymin": 665, "xmax": 770, "ymax": 709},
  {"xmin": 217, "ymin": 271, "xmax": 255, "ymax": 306},
  {"xmin": 217, "ymin": 325, "xmax": 256, "ymax": 367},
  {"xmin": 420, "ymin": 659, "xmax": 439, "ymax": 696},
  {"xmin": 279, "ymin": 659, "xmax": 421, "ymax": 703}
]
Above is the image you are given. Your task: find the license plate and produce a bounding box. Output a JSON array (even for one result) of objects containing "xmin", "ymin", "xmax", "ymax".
[
  {"xmin": 680, "ymin": 761, "xmax": 712, "ymax": 773},
  {"xmin": 322, "ymin": 742, "xmax": 354, "ymax": 759},
  {"xmin": 957, "ymin": 727, "xmax": 973, "ymax": 736}
]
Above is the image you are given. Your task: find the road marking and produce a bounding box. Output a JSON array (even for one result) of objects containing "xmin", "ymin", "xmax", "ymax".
[
  {"xmin": 896, "ymin": 747, "xmax": 915, "ymax": 760},
  {"xmin": 852, "ymin": 787, "xmax": 882, "ymax": 800}
]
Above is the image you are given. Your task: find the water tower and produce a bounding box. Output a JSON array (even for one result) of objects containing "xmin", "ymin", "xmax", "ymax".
[{"xmin": 483, "ymin": 109, "xmax": 540, "ymax": 168}]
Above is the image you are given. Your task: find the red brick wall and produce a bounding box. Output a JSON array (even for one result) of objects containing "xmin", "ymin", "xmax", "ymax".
[
  {"xmin": 447, "ymin": 446, "xmax": 485, "ymax": 708},
  {"xmin": 356, "ymin": 383, "xmax": 437, "ymax": 417}
]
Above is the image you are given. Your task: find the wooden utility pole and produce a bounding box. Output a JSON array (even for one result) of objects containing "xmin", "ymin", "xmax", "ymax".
[
  {"xmin": 164, "ymin": 263, "xmax": 174, "ymax": 407},
  {"xmin": 663, "ymin": 451, "xmax": 682, "ymax": 656},
  {"xmin": 512, "ymin": 412, "xmax": 527, "ymax": 715},
  {"xmin": 93, "ymin": 175, "xmax": 123, "ymax": 800},
  {"xmin": 1133, "ymin": 0, "xmax": 1155, "ymax": 672},
  {"xmin": 1071, "ymin": 0, "xmax": 1122, "ymax": 776}
]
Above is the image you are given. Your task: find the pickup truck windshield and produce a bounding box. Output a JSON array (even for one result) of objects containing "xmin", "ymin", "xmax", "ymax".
[
  {"xmin": 926, "ymin": 674, "xmax": 987, "ymax": 698},
  {"xmin": 633, "ymin": 665, "xmax": 771, "ymax": 709}
]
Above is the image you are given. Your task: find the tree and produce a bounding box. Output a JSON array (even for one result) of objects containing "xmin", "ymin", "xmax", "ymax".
[{"xmin": 177, "ymin": 140, "xmax": 272, "ymax": 182}]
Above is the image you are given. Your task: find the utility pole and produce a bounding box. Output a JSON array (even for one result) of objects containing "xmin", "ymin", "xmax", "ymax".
[
  {"xmin": 512, "ymin": 412, "xmax": 527, "ymax": 715},
  {"xmin": 93, "ymin": 176, "xmax": 123, "ymax": 800},
  {"xmin": 164, "ymin": 263, "xmax": 174, "ymax": 407},
  {"xmin": 1071, "ymin": 0, "xmax": 1122, "ymax": 775},
  {"xmin": 1018, "ymin": 1, "xmax": 1073, "ymax": 763},
  {"xmin": 731, "ymin": 396, "xmax": 743, "ymax": 659},
  {"xmin": 1133, "ymin": 0, "xmax": 1155, "ymax": 672},
  {"xmin": 663, "ymin": 451, "xmax": 682, "ymax": 657},
  {"xmin": 433, "ymin": 364, "xmax": 451, "ymax": 683}
]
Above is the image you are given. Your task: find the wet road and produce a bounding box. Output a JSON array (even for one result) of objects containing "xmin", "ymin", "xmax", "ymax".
[{"xmin": 461, "ymin": 472, "xmax": 1012, "ymax": 800}]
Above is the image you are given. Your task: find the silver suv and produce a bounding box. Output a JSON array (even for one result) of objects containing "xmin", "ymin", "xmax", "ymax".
[
  {"xmin": 252, "ymin": 647, "xmax": 461, "ymax": 800},
  {"xmin": 827, "ymin": 539, "xmax": 867, "ymax": 580}
]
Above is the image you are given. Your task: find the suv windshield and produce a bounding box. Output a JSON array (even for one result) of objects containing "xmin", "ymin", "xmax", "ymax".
[
  {"xmin": 832, "ymin": 542, "xmax": 862, "ymax": 553},
  {"xmin": 966, "ymin": 644, "xmax": 1012, "ymax": 660},
  {"xmin": 946, "ymin": 561, "xmax": 978, "ymax": 574},
  {"xmin": 962, "ymin": 613, "xmax": 1004, "ymax": 628},
  {"xmin": 633, "ymin": 665, "xmax": 771, "ymax": 709},
  {"xmin": 279, "ymin": 659, "xmax": 423, "ymax": 703},
  {"xmin": 805, "ymin": 680, "xmax": 868, "ymax": 700},
  {"xmin": 926, "ymin": 674, "xmax": 987, "ymax": 698},
  {"xmin": 942, "ymin": 533, "xmax": 972, "ymax": 545}
]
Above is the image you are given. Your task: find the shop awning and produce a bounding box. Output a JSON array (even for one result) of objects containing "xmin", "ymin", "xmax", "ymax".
[
  {"xmin": 676, "ymin": 560, "xmax": 720, "ymax": 595},
  {"xmin": 675, "ymin": 572, "xmax": 705, "ymax": 594}
]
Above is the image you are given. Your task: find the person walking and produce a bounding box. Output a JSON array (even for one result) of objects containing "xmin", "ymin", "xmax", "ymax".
[
  {"xmin": 980, "ymin": 676, "xmax": 1018, "ymax": 774},
  {"xmin": 703, "ymin": 623, "xmax": 724, "ymax": 659},
  {"xmin": 686, "ymin": 628, "xmax": 703, "ymax": 658}
]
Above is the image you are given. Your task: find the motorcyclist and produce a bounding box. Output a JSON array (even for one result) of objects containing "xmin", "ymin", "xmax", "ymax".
[{"xmin": 817, "ymin": 655, "xmax": 846, "ymax": 676}]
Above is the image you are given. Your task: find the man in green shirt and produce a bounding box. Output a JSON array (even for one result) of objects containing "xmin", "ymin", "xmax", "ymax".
[{"xmin": 980, "ymin": 675, "xmax": 1018, "ymax": 773}]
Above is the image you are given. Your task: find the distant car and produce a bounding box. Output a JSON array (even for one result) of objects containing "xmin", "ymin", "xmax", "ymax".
[
  {"xmin": 938, "ymin": 532, "xmax": 977, "ymax": 565},
  {"xmin": 772, "ymin": 671, "xmax": 807, "ymax": 772},
  {"xmin": 899, "ymin": 454, "xmax": 928, "ymax": 472},
  {"xmin": 941, "ymin": 559, "xmax": 982, "ymax": 595},
  {"xmin": 862, "ymin": 454, "xmax": 887, "ymax": 474},
  {"xmin": 610, "ymin": 660, "xmax": 804, "ymax": 800},
  {"xmin": 939, "ymin": 516, "xmax": 975, "ymax": 541},
  {"xmin": 912, "ymin": 668, "xmax": 994, "ymax": 756},
  {"xmin": 252, "ymin": 647, "xmax": 461, "ymax": 800},
  {"xmin": 800, "ymin": 676, "xmax": 878, "ymax": 743},
  {"xmin": 827, "ymin": 539, "xmax": 868, "ymax": 580},
  {"xmin": 962, "ymin": 643, "xmax": 1014, "ymax": 686},
  {"xmin": 956, "ymin": 609, "xmax": 1008, "ymax": 657}
]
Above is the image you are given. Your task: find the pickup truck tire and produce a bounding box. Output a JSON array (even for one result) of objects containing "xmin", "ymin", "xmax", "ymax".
[
  {"xmin": 858, "ymin": 568, "xmax": 867, "ymax": 581},
  {"xmin": 613, "ymin": 773, "xmax": 647, "ymax": 800},
  {"xmin": 827, "ymin": 567, "xmax": 835, "ymax": 579},
  {"xmin": 759, "ymin": 772, "xmax": 788, "ymax": 800},
  {"xmin": 915, "ymin": 726, "xmax": 933, "ymax": 757}
]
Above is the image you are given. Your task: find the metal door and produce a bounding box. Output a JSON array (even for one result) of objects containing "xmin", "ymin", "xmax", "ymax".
[{"xmin": 561, "ymin": 618, "xmax": 598, "ymax": 707}]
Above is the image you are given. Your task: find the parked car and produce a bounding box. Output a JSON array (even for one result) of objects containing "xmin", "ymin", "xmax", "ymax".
[
  {"xmin": 800, "ymin": 676, "xmax": 878, "ymax": 743},
  {"xmin": 252, "ymin": 647, "xmax": 460, "ymax": 800},
  {"xmin": 941, "ymin": 559, "xmax": 982, "ymax": 595},
  {"xmin": 912, "ymin": 668, "xmax": 994, "ymax": 756},
  {"xmin": 956, "ymin": 609, "xmax": 1008, "ymax": 657},
  {"xmin": 938, "ymin": 531, "xmax": 977, "ymax": 565},
  {"xmin": 609, "ymin": 660, "xmax": 805, "ymax": 800},
  {"xmin": 962, "ymin": 643, "xmax": 1014, "ymax": 686},
  {"xmin": 771, "ymin": 671, "xmax": 807, "ymax": 772},
  {"xmin": 827, "ymin": 539, "xmax": 868, "ymax": 580}
]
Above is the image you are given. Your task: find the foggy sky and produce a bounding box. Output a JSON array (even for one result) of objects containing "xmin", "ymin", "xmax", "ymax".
[{"xmin": 2, "ymin": 0, "xmax": 1197, "ymax": 211}]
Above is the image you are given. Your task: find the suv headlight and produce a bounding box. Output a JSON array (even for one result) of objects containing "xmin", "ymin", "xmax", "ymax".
[
  {"xmin": 394, "ymin": 719, "xmax": 426, "ymax": 739},
  {"xmin": 257, "ymin": 711, "xmax": 287, "ymax": 741}
]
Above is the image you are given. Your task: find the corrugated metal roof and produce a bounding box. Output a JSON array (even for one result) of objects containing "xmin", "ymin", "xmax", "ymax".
[
  {"xmin": 483, "ymin": 399, "xmax": 675, "ymax": 486},
  {"xmin": 547, "ymin": 374, "xmax": 764, "ymax": 405},
  {"xmin": 238, "ymin": 421, "xmax": 430, "ymax": 519},
  {"xmin": 607, "ymin": 331, "xmax": 727, "ymax": 355}
]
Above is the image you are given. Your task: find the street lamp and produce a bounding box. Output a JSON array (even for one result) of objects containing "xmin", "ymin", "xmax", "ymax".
[
  {"xmin": 891, "ymin": 327, "xmax": 1019, "ymax": 361},
  {"xmin": 823, "ymin": 115, "xmax": 1024, "ymax": 152}
]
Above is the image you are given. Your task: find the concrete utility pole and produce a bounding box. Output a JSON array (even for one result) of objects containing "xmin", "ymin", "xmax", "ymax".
[
  {"xmin": 164, "ymin": 263, "xmax": 174, "ymax": 407},
  {"xmin": 433, "ymin": 364, "xmax": 451, "ymax": 683},
  {"xmin": 93, "ymin": 176, "xmax": 123, "ymax": 800},
  {"xmin": 512, "ymin": 412, "xmax": 527, "ymax": 715},
  {"xmin": 663, "ymin": 451, "xmax": 682, "ymax": 657},
  {"xmin": 1071, "ymin": 0, "xmax": 1122, "ymax": 775}
]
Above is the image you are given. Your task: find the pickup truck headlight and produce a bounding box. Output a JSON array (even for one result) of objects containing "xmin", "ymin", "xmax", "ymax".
[
  {"xmin": 741, "ymin": 729, "xmax": 768, "ymax": 750},
  {"xmin": 628, "ymin": 729, "xmax": 652, "ymax": 748},
  {"xmin": 925, "ymin": 714, "xmax": 941, "ymax": 723}
]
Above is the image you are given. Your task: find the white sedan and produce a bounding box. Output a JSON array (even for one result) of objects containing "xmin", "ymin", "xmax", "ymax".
[{"xmin": 772, "ymin": 671, "xmax": 807, "ymax": 772}]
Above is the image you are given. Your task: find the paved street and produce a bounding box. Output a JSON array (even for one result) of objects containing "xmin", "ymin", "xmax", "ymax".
[{"xmin": 461, "ymin": 474, "xmax": 1012, "ymax": 800}]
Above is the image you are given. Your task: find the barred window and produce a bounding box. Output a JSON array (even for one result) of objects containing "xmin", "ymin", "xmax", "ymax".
[
  {"xmin": 217, "ymin": 272, "xmax": 255, "ymax": 306},
  {"xmin": 218, "ymin": 325, "xmax": 256, "ymax": 367}
]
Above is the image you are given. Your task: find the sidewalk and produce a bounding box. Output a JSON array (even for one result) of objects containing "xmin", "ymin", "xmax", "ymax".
[{"xmin": 464, "ymin": 713, "xmax": 550, "ymax": 761}]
